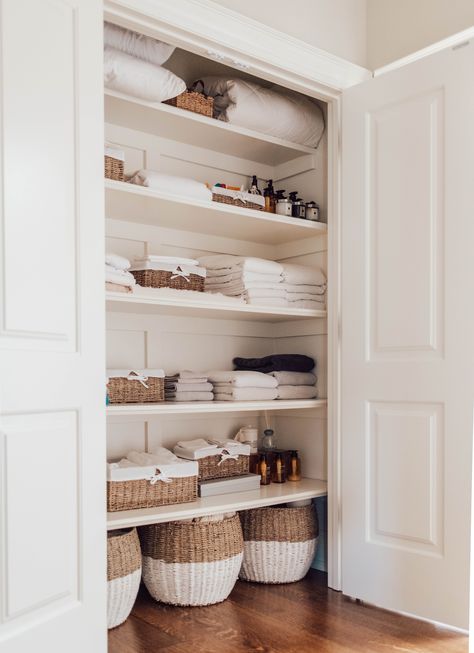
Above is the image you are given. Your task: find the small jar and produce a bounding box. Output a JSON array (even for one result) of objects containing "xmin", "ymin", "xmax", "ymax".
[
  {"xmin": 276, "ymin": 198, "xmax": 292, "ymax": 216},
  {"xmin": 287, "ymin": 450, "xmax": 301, "ymax": 481},
  {"xmin": 291, "ymin": 199, "xmax": 306, "ymax": 219},
  {"xmin": 261, "ymin": 428, "xmax": 276, "ymax": 450},
  {"xmin": 305, "ymin": 201, "xmax": 320, "ymax": 222}
]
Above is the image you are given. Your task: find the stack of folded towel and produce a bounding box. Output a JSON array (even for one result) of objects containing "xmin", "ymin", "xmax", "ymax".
[
  {"xmin": 105, "ymin": 252, "xmax": 136, "ymax": 293},
  {"xmin": 233, "ymin": 354, "xmax": 318, "ymax": 400},
  {"xmin": 199, "ymin": 255, "xmax": 285, "ymax": 306},
  {"xmin": 108, "ymin": 447, "xmax": 198, "ymax": 481},
  {"xmin": 165, "ymin": 371, "xmax": 213, "ymax": 402},
  {"xmin": 282, "ymin": 263, "xmax": 327, "ymax": 310},
  {"xmin": 174, "ymin": 438, "xmax": 250, "ymax": 460},
  {"xmin": 207, "ymin": 370, "xmax": 278, "ymax": 401}
]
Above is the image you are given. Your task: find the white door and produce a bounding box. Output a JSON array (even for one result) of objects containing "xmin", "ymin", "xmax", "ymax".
[
  {"xmin": 0, "ymin": 0, "xmax": 105, "ymax": 651},
  {"xmin": 341, "ymin": 41, "xmax": 474, "ymax": 629}
]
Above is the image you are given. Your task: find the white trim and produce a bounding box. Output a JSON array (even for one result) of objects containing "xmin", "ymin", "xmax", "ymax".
[
  {"xmin": 374, "ymin": 27, "xmax": 474, "ymax": 77},
  {"xmin": 104, "ymin": 0, "xmax": 371, "ymax": 95}
]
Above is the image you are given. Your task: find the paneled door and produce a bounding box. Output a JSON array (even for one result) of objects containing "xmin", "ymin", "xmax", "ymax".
[
  {"xmin": 0, "ymin": 0, "xmax": 105, "ymax": 651},
  {"xmin": 341, "ymin": 41, "xmax": 474, "ymax": 628}
]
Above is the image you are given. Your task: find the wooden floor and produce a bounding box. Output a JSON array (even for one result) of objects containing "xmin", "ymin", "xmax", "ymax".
[{"xmin": 108, "ymin": 571, "xmax": 468, "ymax": 653}]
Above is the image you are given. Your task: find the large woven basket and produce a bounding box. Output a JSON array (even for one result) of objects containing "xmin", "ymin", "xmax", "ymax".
[
  {"xmin": 212, "ymin": 192, "xmax": 263, "ymax": 211},
  {"xmin": 105, "ymin": 155, "xmax": 124, "ymax": 181},
  {"xmin": 131, "ymin": 269, "xmax": 204, "ymax": 292},
  {"xmin": 107, "ymin": 374, "xmax": 164, "ymax": 404},
  {"xmin": 239, "ymin": 504, "xmax": 318, "ymax": 584},
  {"xmin": 198, "ymin": 453, "xmax": 249, "ymax": 481},
  {"xmin": 165, "ymin": 80, "xmax": 213, "ymax": 117},
  {"xmin": 139, "ymin": 513, "xmax": 243, "ymax": 606},
  {"xmin": 107, "ymin": 474, "xmax": 198, "ymax": 512},
  {"xmin": 107, "ymin": 528, "xmax": 141, "ymax": 629}
]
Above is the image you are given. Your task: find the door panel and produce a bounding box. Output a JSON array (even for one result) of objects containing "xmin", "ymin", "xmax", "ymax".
[
  {"xmin": 342, "ymin": 43, "xmax": 474, "ymax": 628},
  {"xmin": 0, "ymin": 0, "xmax": 105, "ymax": 650}
]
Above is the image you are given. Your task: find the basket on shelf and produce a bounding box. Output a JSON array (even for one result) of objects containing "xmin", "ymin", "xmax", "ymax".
[
  {"xmin": 239, "ymin": 504, "xmax": 318, "ymax": 584},
  {"xmin": 107, "ymin": 458, "xmax": 198, "ymax": 512},
  {"xmin": 139, "ymin": 513, "xmax": 243, "ymax": 606},
  {"xmin": 107, "ymin": 528, "xmax": 141, "ymax": 629},
  {"xmin": 212, "ymin": 186, "xmax": 265, "ymax": 212},
  {"xmin": 164, "ymin": 80, "xmax": 214, "ymax": 117},
  {"xmin": 175, "ymin": 443, "xmax": 251, "ymax": 481},
  {"xmin": 107, "ymin": 370, "xmax": 165, "ymax": 404},
  {"xmin": 105, "ymin": 145, "xmax": 125, "ymax": 181},
  {"xmin": 131, "ymin": 268, "xmax": 205, "ymax": 292}
]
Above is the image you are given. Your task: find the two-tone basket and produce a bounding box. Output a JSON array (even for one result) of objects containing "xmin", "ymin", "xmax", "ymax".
[
  {"xmin": 107, "ymin": 459, "xmax": 198, "ymax": 512},
  {"xmin": 105, "ymin": 145, "xmax": 124, "ymax": 181},
  {"xmin": 107, "ymin": 369, "xmax": 165, "ymax": 404},
  {"xmin": 131, "ymin": 268, "xmax": 205, "ymax": 292},
  {"xmin": 107, "ymin": 528, "xmax": 141, "ymax": 629},
  {"xmin": 212, "ymin": 186, "xmax": 265, "ymax": 212},
  {"xmin": 139, "ymin": 513, "xmax": 243, "ymax": 606},
  {"xmin": 165, "ymin": 80, "xmax": 213, "ymax": 117},
  {"xmin": 174, "ymin": 443, "xmax": 250, "ymax": 481},
  {"xmin": 239, "ymin": 504, "xmax": 318, "ymax": 584}
]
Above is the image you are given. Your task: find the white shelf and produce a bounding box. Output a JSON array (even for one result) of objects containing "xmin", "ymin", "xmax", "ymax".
[
  {"xmin": 105, "ymin": 90, "xmax": 317, "ymax": 165},
  {"xmin": 106, "ymin": 291, "xmax": 327, "ymax": 322},
  {"xmin": 105, "ymin": 179, "xmax": 327, "ymax": 245},
  {"xmin": 107, "ymin": 399, "xmax": 327, "ymax": 417},
  {"xmin": 107, "ymin": 477, "xmax": 327, "ymax": 530}
]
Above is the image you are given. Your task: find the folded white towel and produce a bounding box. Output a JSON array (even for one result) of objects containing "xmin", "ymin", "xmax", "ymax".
[
  {"xmin": 288, "ymin": 299, "xmax": 326, "ymax": 310},
  {"xmin": 171, "ymin": 391, "xmax": 214, "ymax": 402},
  {"xmin": 205, "ymin": 270, "xmax": 283, "ymax": 284},
  {"xmin": 137, "ymin": 255, "xmax": 199, "ymax": 266},
  {"xmin": 207, "ymin": 370, "xmax": 278, "ymax": 388},
  {"xmin": 199, "ymin": 255, "xmax": 283, "ymax": 275},
  {"xmin": 214, "ymin": 387, "xmax": 278, "ymax": 401},
  {"xmin": 205, "ymin": 279, "xmax": 283, "ymax": 293},
  {"xmin": 107, "ymin": 456, "xmax": 198, "ymax": 481},
  {"xmin": 104, "ymin": 22, "xmax": 175, "ymax": 66},
  {"xmin": 176, "ymin": 438, "xmax": 218, "ymax": 454},
  {"xmin": 286, "ymin": 291, "xmax": 326, "ymax": 302},
  {"xmin": 283, "ymin": 282, "xmax": 326, "ymax": 294},
  {"xmin": 174, "ymin": 441, "xmax": 250, "ymax": 460},
  {"xmin": 167, "ymin": 371, "xmax": 208, "ymax": 381},
  {"xmin": 127, "ymin": 448, "xmax": 179, "ymax": 466},
  {"xmin": 129, "ymin": 170, "xmax": 212, "ymax": 203},
  {"xmin": 269, "ymin": 371, "xmax": 317, "ymax": 386},
  {"xmin": 106, "ymin": 252, "xmax": 131, "ymax": 270},
  {"xmin": 107, "ymin": 368, "xmax": 165, "ymax": 380},
  {"xmin": 276, "ymin": 385, "xmax": 318, "ymax": 399},
  {"xmin": 165, "ymin": 382, "xmax": 213, "ymax": 393},
  {"xmin": 104, "ymin": 47, "xmax": 185, "ymax": 102},
  {"xmin": 105, "ymin": 265, "xmax": 136, "ymax": 287},
  {"xmin": 245, "ymin": 288, "xmax": 287, "ymax": 299},
  {"xmin": 282, "ymin": 263, "xmax": 326, "ymax": 286}
]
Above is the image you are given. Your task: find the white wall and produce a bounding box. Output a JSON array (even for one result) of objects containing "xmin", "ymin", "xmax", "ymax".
[
  {"xmin": 211, "ymin": 0, "xmax": 368, "ymax": 67},
  {"xmin": 367, "ymin": 0, "xmax": 474, "ymax": 69}
]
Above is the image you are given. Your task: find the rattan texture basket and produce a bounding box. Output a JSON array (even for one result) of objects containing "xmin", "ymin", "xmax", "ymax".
[
  {"xmin": 105, "ymin": 155, "xmax": 124, "ymax": 181},
  {"xmin": 131, "ymin": 269, "xmax": 204, "ymax": 292},
  {"xmin": 107, "ymin": 375, "xmax": 164, "ymax": 404},
  {"xmin": 165, "ymin": 80, "xmax": 213, "ymax": 117},
  {"xmin": 212, "ymin": 192, "xmax": 264, "ymax": 211},
  {"xmin": 107, "ymin": 474, "xmax": 198, "ymax": 512},
  {"xmin": 198, "ymin": 453, "xmax": 249, "ymax": 481},
  {"xmin": 239, "ymin": 504, "xmax": 318, "ymax": 584},
  {"xmin": 139, "ymin": 514, "xmax": 243, "ymax": 606},
  {"xmin": 107, "ymin": 528, "xmax": 141, "ymax": 629}
]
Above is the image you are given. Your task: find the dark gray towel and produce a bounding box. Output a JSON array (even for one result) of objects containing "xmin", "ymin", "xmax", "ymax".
[{"xmin": 233, "ymin": 354, "xmax": 315, "ymax": 374}]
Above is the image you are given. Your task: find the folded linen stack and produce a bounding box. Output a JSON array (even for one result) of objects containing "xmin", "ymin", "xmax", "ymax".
[
  {"xmin": 165, "ymin": 371, "xmax": 213, "ymax": 402},
  {"xmin": 105, "ymin": 252, "xmax": 136, "ymax": 293},
  {"xmin": 174, "ymin": 438, "xmax": 250, "ymax": 460},
  {"xmin": 233, "ymin": 354, "xmax": 317, "ymax": 400},
  {"xmin": 128, "ymin": 170, "xmax": 212, "ymax": 202},
  {"xmin": 199, "ymin": 255, "xmax": 285, "ymax": 306},
  {"xmin": 282, "ymin": 263, "xmax": 327, "ymax": 310},
  {"xmin": 108, "ymin": 447, "xmax": 198, "ymax": 480},
  {"xmin": 208, "ymin": 370, "xmax": 278, "ymax": 402}
]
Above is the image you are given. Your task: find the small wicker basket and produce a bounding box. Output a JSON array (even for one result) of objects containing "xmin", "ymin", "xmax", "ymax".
[
  {"xmin": 165, "ymin": 80, "xmax": 213, "ymax": 117},
  {"xmin": 198, "ymin": 452, "xmax": 249, "ymax": 481},
  {"xmin": 212, "ymin": 187, "xmax": 264, "ymax": 212},
  {"xmin": 107, "ymin": 528, "xmax": 141, "ymax": 629},
  {"xmin": 131, "ymin": 269, "xmax": 204, "ymax": 292},
  {"xmin": 139, "ymin": 513, "xmax": 243, "ymax": 606},
  {"xmin": 107, "ymin": 371, "xmax": 164, "ymax": 404},
  {"xmin": 239, "ymin": 504, "xmax": 318, "ymax": 584},
  {"xmin": 105, "ymin": 145, "xmax": 124, "ymax": 181}
]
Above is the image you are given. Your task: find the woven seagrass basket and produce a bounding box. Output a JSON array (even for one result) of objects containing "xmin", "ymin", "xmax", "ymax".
[
  {"xmin": 139, "ymin": 513, "xmax": 243, "ymax": 606},
  {"xmin": 165, "ymin": 80, "xmax": 213, "ymax": 117},
  {"xmin": 105, "ymin": 154, "xmax": 124, "ymax": 181},
  {"xmin": 212, "ymin": 192, "xmax": 263, "ymax": 211},
  {"xmin": 107, "ymin": 528, "xmax": 141, "ymax": 629},
  {"xmin": 107, "ymin": 474, "xmax": 198, "ymax": 512},
  {"xmin": 107, "ymin": 373, "xmax": 164, "ymax": 404},
  {"xmin": 131, "ymin": 269, "xmax": 204, "ymax": 292},
  {"xmin": 239, "ymin": 504, "xmax": 318, "ymax": 584},
  {"xmin": 198, "ymin": 452, "xmax": 249, "ymax": 481}
]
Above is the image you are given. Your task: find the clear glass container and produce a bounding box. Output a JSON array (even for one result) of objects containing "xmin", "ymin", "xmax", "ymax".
[{"xmin": 261, "ymin": 428, "xmax": 276, "ymax": 450}]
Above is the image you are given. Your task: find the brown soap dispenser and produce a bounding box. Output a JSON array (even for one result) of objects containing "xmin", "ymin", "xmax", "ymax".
[
  {"xmin": 272, "ymin": 452, "xmax": 286, "ymax": 483},
  {"xmin": 257, "ymin": 453, "xmax": 271, "ymax": 485},
  {"xmin": 263, "ymin": 179, "xmax": 276, "ymax": 213},
  {"xmin": 288, "ymin": 450, "xmax": 301, "ymax": 481}
]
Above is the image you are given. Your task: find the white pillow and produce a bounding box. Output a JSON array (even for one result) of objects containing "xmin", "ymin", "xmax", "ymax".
[
  {"xmin": 104, "ymin": 22, "xmax": 175, "ymax": 65},
  {"xmin": 104, "ymin": 47, "xmax": 186, "ymax": 102},
  {"xmin": 128, "ymin": 170, "xmax": 212, "ymax": 202},
  {"xmin": 199, "ymin": 77, "xmax": 325, "ymax": 148}
]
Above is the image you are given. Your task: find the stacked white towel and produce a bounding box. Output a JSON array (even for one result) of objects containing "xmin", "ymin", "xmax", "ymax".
[
  {"xmin": 105, "ymin": 252, "xmax": 136, "ymax": 292},
  {"xmin": 174, "ymin": 438, "xmax": 250, "ymax": 460},
  {"xmin": 107, "ymin": 447, "xmax": 198, "ymax": 481},
  {"xmin": 199, "ymin": 255, "xmax": 285, "ymax": 306},
  {"xmin": 208, "ymin": 370, "xmax": 278, "ymax": 401},
  {"xmin": 165, "ymin": 371, "xmax": 213, "ymax": 402},
  {"xmin": 282, "ymin": 263, "xmax": 327, "ymax": 310},
  {"xmin": 268, "ymin": 370, "xmax": 318, "ymax": 400}
]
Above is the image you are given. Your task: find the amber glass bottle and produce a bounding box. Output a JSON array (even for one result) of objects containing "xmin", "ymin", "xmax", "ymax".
[
  {"xmin": 272, "ymin": 452, "xmax": 286, "ymax": 483},
  {"xmin": 258, "ymin": 453, "xmax": 271, "ymax": 485},
  {"xmin": 287, "ymin": 450, "xmax": 301, "ymax": 481}
]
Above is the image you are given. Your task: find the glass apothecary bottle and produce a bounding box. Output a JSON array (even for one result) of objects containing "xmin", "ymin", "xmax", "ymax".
[{"xmin": 287, "ymin": 450, "xmax": 301, "ymax": 481}]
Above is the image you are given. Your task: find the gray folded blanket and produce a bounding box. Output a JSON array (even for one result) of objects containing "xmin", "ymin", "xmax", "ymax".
[
  {"xmin": 276, "ymin": 385, "xmax": 318, "ymax": 399},
  {"xmin": 269, "ymin": 371, "xmax": 317, "ymax": 386}
]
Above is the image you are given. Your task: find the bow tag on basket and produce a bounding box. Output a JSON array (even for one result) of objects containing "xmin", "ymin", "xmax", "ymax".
[
  {"xmin": 170, "ymin": 265, "xmax": 191, "ymax": 282},
  {"xmin": 126, "ymin": 370, "xmax": 149, "ymax": 388},
  {"xmin": 148, "ymin": 467, "xmax": 172, "ymax": 484},
  {"xmin": 217, "ymin": 449, "xmax": 240, "ymax": 465}
]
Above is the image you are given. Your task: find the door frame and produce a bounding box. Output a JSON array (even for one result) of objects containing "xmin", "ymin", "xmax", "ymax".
[{"xmin": 104, "ymin": 0, "xmax": 364, "ymax": 591}]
